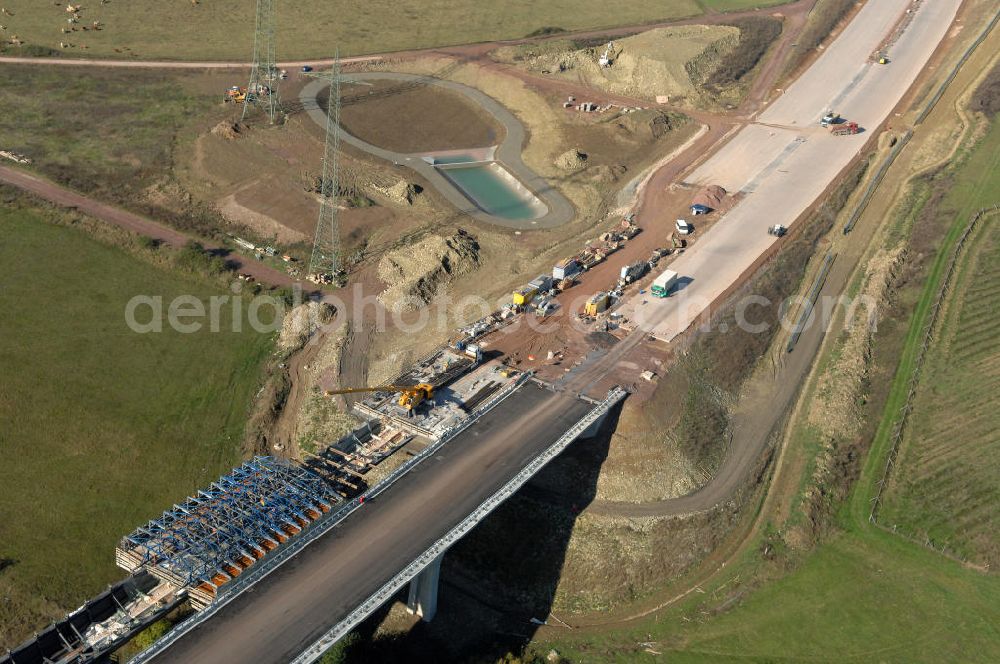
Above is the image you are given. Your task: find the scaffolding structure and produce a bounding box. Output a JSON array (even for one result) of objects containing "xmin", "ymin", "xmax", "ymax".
[
  {"xmin": 242, "ymin": 0, "xmax": 280, "ymax": 123},
  {"xmin": 116, "ymin": 457, "xmax": 339, "ymax": 605},
  {"xmin": 308, "ymin": 56, "xmax": 344, "ymax": 282}
]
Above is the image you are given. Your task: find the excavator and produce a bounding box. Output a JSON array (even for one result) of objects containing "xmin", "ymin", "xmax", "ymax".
[{"xmin": 325, "ymin": 383, "xmax": 434, "ymax": 415}]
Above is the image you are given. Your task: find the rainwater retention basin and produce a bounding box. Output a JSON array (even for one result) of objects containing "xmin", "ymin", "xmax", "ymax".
[{"xmin": 433, "ymin": 158, "xmax": 547, "ymax": 221}]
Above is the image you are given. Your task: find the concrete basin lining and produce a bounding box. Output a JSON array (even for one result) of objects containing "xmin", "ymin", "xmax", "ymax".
[
  {"xmin": 299, "ymin": 73, "xmax": 575, "ymax": 229},
  {"xmin": 437, "ymin": 161, "xmax": 549, "ymax": 220}
]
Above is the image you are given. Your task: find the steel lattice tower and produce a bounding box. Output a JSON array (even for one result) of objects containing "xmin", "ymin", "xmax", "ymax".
[
  {"xmin": 309, "ymin": 58, "xmax": 343, "ymax": 281},
  {"xmin": 242, "ymin": 0, "xmax": 280, "ymax": 123}
]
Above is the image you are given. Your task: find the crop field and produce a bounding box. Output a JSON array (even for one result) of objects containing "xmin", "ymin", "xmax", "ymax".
[
  {"xmin": 0, "ymin": 209, "xmax": 273, "ymax": 648},
  {"xmin": 0, "ymin": 0, "xmax": 789, "ymax": 61},
  {"xmin": 879, "ymin": 124, "xmax": 1000, "ymax": 567}
]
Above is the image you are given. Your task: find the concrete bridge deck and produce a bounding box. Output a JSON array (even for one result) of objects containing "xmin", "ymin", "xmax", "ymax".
[{"xmin": 145, "ymin": 382, "xmax": 597, "ymax": 664}]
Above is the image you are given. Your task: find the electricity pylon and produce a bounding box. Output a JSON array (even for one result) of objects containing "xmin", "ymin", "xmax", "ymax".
[
  {"xmin": 242, "ymin": 0, "xmax": 280, "ymax": 123},
  {"xmin": 308, "ymin": 58, "xmax": 343, "ymax": 283}
]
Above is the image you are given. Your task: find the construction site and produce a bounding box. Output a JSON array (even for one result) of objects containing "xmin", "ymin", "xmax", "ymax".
[{"xmin": 3, "ymin": 0, "xmax": 999, "ymax": 662}]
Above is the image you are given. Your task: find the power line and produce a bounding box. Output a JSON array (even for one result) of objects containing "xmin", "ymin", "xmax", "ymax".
[
  {"xmin": 308, "ymin": 56, "xmax": 344, "ymax": 285},
  {"xmin": 242, "ymin": 0, "xmax": 280, "ymax": 124}
]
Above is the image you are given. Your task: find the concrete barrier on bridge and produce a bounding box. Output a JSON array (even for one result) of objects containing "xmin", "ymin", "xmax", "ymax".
[{"xmin": 290, "ymin": 386, "xmax": 628, "ymax": 664}]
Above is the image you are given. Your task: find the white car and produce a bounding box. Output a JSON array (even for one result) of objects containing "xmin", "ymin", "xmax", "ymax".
[{"xmin": 675, "ymin": 219, "xmax": 692, "ymax": 235}]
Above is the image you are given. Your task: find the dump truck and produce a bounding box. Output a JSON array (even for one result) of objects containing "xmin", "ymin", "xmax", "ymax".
[
  {"xmin": 831, "ymin": 121, "xmax": 860, "ymax": 136},
  {"xmin": 584, "ymin": 292, "xmax": 610, "ymax": 316},
  {"xmin": 512, "ymin": 285, "xmax": 539, "ymax": 307},
  {"xmin": 651, "ymin": 269, "xmax": 679, "ymax": 298}
]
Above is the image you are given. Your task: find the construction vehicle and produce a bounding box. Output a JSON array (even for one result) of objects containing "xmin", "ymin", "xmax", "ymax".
[
  {"xmin": 584, "ymin": 292, "xmax": 610, "ymax": 316},
  {"xmin": 877, "ymin": 52, "xmax": 889, "ymax": 64},
  {"xmin": 651, "ymin": 269, "xmax": 679, "ymax": 298},
  {"xmin": 599, "ymin": 41, "xmax": 615, "ymax": 67},
  {"xmin": 820, "ymin": 111, "xmax": 840, "ymax": 127},
  {"xmin": 512, "ymin": 285, "xmax": 539, "ymax": 307},
  {"xmin": 619, "ymin": 261, "xmax": 647, "ymax": 285},
  {"xmin": 325, "ymin": 384, "xmax": 434, "ymax": 415},
  {"xmin": 767, "ymin": 224, "xmax": 787, "ymax": 237},
  {"xmin": 831, "ymin": 121, "xmax": 860, "ymax": 136},
  {"xmin": 224, "ymin": 86, "xmax": 247, "ymax": 103}
]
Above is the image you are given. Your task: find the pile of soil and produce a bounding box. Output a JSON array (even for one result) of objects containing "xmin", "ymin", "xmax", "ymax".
[
  {"xmin": 377, "ymin": 230, "xmax": 480, "ymax": 310},
  {"xmin": 525, "ymin": 25, "xmax": 739, "ymax": 104},
  {"xmin": 277, "ymin": 301, "xmax": 336, "ymax": 352},
  {"xmin": 555, "ymin": 148, "xmax": 588, "ymax": 171},
  {"xmin": 692, "ymin": 184, "xmax": 727, "ymax": 209},
  {"xmin": 211, "ymin": 121, "xmax": 242, "ymax": 140},
  {"xmin": 372, "ymin": 179, "xmax": 418, "ymax": 206}
]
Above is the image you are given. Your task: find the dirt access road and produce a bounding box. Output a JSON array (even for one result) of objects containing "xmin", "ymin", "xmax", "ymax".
[
  {"xmin": 0, "ymin": 1, "xmax": 813, "ymax": 70},
  {"xmin": 0, "ymin": 165, "xmax": 303, "ymax": 288}
]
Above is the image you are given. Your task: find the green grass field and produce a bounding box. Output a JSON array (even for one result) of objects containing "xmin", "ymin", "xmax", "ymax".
[
  {"xmin": 0, "ymin": 0, "xmax": 789, "ymax": 61},
  {"xmin": 547, "ymin": 531, "xmax": 1000, "ymax": 663},
  {"xmin": 0, "ymin": 209, "xmax": 273, "ymax": 648},
  {"xmin": 878, "ymin": 121, "xmax": 1000, "ymax": 567}
]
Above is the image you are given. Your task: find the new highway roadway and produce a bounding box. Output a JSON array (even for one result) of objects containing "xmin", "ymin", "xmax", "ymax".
[
  {"xmin": 619, "ymin": 0, "xmax": 964, "ymax": 341},
  {"xmin": 147, "ymin": 382, "xmax": 592, "ymax": 664}
]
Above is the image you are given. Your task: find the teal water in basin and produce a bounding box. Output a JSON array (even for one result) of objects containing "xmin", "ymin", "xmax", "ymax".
[{"xmin": 438, "ymin": 162, "xmax": 544, "ymax": 221}]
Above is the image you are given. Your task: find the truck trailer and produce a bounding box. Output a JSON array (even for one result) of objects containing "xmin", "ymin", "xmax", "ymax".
[
  {"xmin": 651, "ymin": 269, "xmax": 679, "ymax": 298},
  {"xmin": 619, "ymin": 261, "xmax": 647, "ymax": 284}
]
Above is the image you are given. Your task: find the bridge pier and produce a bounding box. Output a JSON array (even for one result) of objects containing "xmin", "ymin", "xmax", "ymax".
[{"xmin": 406, "ymin": 551, "xmax": 444, "ymax": 621}]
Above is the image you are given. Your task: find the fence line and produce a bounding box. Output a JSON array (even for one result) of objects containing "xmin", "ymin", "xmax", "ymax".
[
  {"xmin": 786, "ymin": 251, "xmax": 835, "ymax": 353},
  {"xmin": 869, "ymin": 205, "xmax": 999, "ymax": 524},
  {"xmin": 914, "ymin": 9, "xmax": 1000, "ymax": 125},
  {"xmin": 843, "ymin": 6, "xmax": 1000, "ymax": 237},
  {"xmin": 842, "ymin": 131, "xmax": 912, "ymax": 235}
]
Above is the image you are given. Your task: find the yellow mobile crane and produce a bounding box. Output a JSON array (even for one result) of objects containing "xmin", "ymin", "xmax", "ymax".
[{"xmin": 325, "ymin": 383, "xmax": 435, "ymax": 414}]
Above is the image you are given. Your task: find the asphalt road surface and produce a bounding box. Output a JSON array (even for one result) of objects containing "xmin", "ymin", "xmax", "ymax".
[
  {"xmin": 148, "ymin": 382, "xmax": 592, "ymax": 664},
  {"xmin": 618, "ymin": 0, "xmax": 962, "ymax": 342}
]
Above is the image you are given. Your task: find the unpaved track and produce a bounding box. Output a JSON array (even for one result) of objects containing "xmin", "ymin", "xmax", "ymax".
[
  {"xmin": 0, "ymin": 165, "xmax": 301, "ymax": 288},
  {"xmin": 0, "ymin": 1, "xmax": 813, "ymax": 71}
]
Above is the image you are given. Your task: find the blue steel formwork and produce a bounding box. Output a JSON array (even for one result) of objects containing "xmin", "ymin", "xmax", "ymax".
[{"xmin": 117, "ymin": 457, "xmax": 340, "ymax": 592}]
